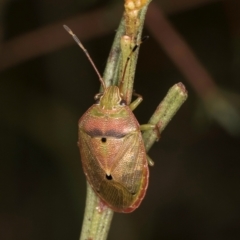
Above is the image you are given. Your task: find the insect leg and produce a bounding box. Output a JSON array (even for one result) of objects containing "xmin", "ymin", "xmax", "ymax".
[
  {"xmin": 129, "ymin": 92, "xmax": 143, "ymax": 111},
  {"xmin": 140, "ymin": 124, "xmax": 160, "ymax": 141},
  {"xmin": 120, "ymin": 36, "xmax": 149, "ymax": 90},
  {"xmin": 147, "ymin": 155, "xmax": 154, "ymax": 166}
]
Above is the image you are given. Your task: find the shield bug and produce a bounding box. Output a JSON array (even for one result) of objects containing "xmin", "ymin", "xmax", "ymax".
[{"xmin": 64, "ymin": 25, "xmax": 157, "ymax": 213}]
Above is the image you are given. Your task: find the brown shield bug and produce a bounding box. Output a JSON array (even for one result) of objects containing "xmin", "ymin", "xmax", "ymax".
[{"xmin": 64, "ymin": 25, "xmax": 157, "ymax": 213}]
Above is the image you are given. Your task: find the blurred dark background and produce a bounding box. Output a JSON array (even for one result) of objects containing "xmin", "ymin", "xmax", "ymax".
[{"xmin": 0, "ymin": 0, "xmax": 240, "ymax": 239}]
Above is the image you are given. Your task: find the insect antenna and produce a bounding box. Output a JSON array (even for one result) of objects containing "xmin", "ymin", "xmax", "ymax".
[
  {"xmin": 120, "ymin": 36, "xmax": 149, "ymax": 90},
  {"xmin": 63, "ymin": 25, "xmax": 106, "ymax": 90}
]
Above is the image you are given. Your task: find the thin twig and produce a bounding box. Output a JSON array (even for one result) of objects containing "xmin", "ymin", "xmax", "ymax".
[{"xmin": 143, "ymin": 83, "xmax": 188, "ymax": 151}]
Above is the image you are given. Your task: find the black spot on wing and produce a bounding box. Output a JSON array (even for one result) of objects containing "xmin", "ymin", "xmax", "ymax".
[{"xmin": 106, "ymin": 174, "xmax": 113, "ymax": 180}]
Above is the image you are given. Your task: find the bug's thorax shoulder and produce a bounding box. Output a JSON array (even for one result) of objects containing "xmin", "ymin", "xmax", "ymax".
[
  {"xmin": 78, "ymin": 86, "xmax": 140, "ymax": 133},
  {"xmin": 80, "ymin": 85, "xmax": 133, "ymax": 119}
]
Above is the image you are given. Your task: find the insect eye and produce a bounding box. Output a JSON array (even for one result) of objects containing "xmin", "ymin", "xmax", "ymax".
[
  {"xmin": 120, "ymin": 100, "xmax": 126, "ymax": 106},
  {"xmin": 94, "ymin": 93, "xmax": 103, "ymax": 103},
  {"xmin": 106, "ymin": 174, "xmax": 112, "ymax": 180},
  {"xmin": 101, "ymin": 137, "xmax": 107, "ymax": 143}
]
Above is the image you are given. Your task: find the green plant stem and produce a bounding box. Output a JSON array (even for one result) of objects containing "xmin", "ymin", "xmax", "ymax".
[
  {"xmin": 143, "ymin": 82, "xmax": 188, "ymax": 152},
  {"xmin": 80, "ymin": 182, "xmax": 113, "ymax": 240},
  {"xmin": 120, "ymin": 0, "xmax": 153, "ymax": 104}
]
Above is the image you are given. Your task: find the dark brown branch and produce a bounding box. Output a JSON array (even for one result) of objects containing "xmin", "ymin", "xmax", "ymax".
[
  {"xmin": 0, "ymin": 4, "xmax": 122, "ymax": 71},
  {"xmin": 146, "ymin": 2, "xmax": 218, "ymax": 99},
  {"xmin": 0, "ymin": 0, "xmax": 222, "ymax": 72}
]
